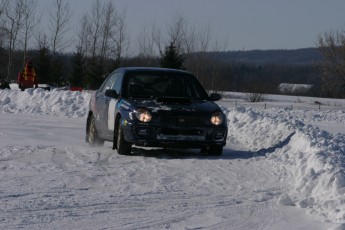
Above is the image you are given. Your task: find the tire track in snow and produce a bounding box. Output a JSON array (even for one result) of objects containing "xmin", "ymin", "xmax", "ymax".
[{"xmin": 48, "ymin": 145, "xmax": 286, "ymax": 230}]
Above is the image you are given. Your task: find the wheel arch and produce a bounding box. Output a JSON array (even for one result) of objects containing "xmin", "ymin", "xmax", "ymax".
[
  {"xmin": 85, "ymin": 111, "xmax": 94, "ymax": 142},
  {"xmin": 114, "ymin": 112, "xmax": 122, "ymax": 134},
  {"xmin": 112, "ymin": 112, "xmax": 122, "ymax": 150}
]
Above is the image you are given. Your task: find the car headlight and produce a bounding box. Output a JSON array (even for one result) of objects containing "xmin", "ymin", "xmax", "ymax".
[
  {"xmin": 210, "ymin": 112, "xmax": 224, "ymax": 125},
  {"xmin": 135, "ymin": 108, "xmax": 152, "ymax": 122}
]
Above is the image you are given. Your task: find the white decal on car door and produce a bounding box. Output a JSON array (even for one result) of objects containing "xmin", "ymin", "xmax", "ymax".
[{"xmin": 108, "ymin": 99, "xmax": 117, "ymax": 131}]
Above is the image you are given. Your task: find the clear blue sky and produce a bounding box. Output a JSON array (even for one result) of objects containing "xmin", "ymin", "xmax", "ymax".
[{"xmin": 38, "ymin": 0, "xmax": 345, "ymax": 51}]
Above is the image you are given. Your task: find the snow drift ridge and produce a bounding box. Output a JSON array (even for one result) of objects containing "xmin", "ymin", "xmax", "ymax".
[
  {"xmin": 0, "ymin": 88, "xmax": 90, "ymax": 118},
  {"xmin": 228, "ymin": 107, "xmax": 345, "ymax": 223}
]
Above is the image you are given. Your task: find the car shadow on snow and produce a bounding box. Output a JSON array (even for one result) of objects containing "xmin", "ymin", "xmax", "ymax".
[
  {"xmin": 130, "ymin": 147, "xmax": 213, "ymax": 159},
  {"xmin": 128, "ymin": 147, "xmax": 253, "ymax": 160},
  {"xmin": 224, "ymin": 131, "xmax": 296, "ymax": 160},
  {"xmin": 127, "ymin": 132, "xmax": 296, "ymax": 160}
]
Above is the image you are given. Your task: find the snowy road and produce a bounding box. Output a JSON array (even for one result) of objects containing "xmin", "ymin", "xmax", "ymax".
[
  {"xmin": 0, "ymin": 113, "xmax": 335, "ymax": 229},
  {"xmin": 1, "ymin": 89, "xmax": 344, "ymax": 229}
]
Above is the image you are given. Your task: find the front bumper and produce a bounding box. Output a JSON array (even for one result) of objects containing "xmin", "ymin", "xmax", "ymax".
[{"xmin": 122, "ymin": 122, "xmax": 227, "ymax": 148}]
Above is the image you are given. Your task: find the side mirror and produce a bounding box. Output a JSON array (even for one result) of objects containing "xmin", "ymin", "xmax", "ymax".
[
  {"xmin": 209, "ymin": 93, "xmax": 221, "ymax": 101},
  {"xmin": 105, "ymin": 89, "xmax": 119, "ymax": 98}
]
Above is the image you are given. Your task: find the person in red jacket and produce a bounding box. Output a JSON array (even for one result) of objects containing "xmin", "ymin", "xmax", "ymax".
[{"xmin": 17, "ymin": 60, "xmax": 38, "ymax": 91}]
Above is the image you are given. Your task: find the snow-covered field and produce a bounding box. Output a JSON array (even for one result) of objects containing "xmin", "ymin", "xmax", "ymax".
[{"xmin": 1, "ymin": 88, "xmax": 345, "ymax": 230}]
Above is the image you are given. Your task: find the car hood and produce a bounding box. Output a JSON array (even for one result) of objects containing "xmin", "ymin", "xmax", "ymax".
[{"xmin": 128, "ymin": 98, "xmax": 221, "ymax": 116}]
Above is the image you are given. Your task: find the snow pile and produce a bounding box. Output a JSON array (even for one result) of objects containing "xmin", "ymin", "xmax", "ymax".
[
  {"xmin": 291, "ymin": 109, "xmax": 345, "ymax": 123},
  {"xmin": 0, "ymin": 88, "xmax": 91, "ymax": 118},
  {"xmin": 271, "ymin": 125, "xmax": 345, "ymax": 223},
  {"xmin": 227, "ymin": 107, "xmax": 297, "ymax": 151},
  {"xmin": 228, "ymin": 107, "xmax": 345, "ymax": 223}
]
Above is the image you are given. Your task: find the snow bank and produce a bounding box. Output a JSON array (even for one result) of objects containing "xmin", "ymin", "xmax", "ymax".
[
  {"xmin": 228, "ymin": 107, "xmax": 345, "ymax": 223},
  {"xmin": 227, "ymin": 107, "xmax": 297, "ymax": 151},
  {"xmin": 0, "ymin": 88, "xmax": 91, "ymax": 118},
  {"xmin": 272, "ymin": 125, "xmax": 345, "ymax": 223}
]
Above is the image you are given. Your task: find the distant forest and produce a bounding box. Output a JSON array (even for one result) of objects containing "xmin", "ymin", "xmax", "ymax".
[
  {"xmin": 0, "ymin": 47, "xmax": 323, "ymax": 97},
  {"xmin": 123, "ymin": 48, "xmax": 323, "ymax": 97},
  {"xmin": 202, "ymin": 48, "xmax": 323, "ymax": 96}
]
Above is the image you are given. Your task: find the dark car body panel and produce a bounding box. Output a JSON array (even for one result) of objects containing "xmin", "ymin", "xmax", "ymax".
[{"xmin": 87, "ymin": 67, "xmax": 227, "ymax": 150}]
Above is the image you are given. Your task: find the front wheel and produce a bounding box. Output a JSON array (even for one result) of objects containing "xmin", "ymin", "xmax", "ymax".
[{"xmin": 116, "ymin": 125, "xmax": 132, "ymax": 155}]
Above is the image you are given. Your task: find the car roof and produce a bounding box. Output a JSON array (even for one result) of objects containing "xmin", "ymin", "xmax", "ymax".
[{"xmin": 115, "ymin": 67, "xmax": 191, "ymax": 75}]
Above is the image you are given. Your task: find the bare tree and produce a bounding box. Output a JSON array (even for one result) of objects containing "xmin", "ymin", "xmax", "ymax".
[
  {"xmin": 164, "ymin": 11, "xmax": 222, "ymax": 88},
  {"xmin": 318, "ymin": 30, "xmax": 345, "ymax": 98},
  {"xmin": 135, "ymin": 12, "xmax": 196, "ymax": 66},
  {"xmin": 88, "ymin": 0, "xmax": 102, "ymax": 59},
  {"xmin": 0, "ymin": 0, "xmax": 9, "ymax": 47},
  {"xmin": 110, "ymin": 10, "xmax": 129, "ymax": 65},
  {"xmin": 0, "ymin": 0, "xmax": 9, "ymax": 80},
  {"xmin": 137, "ymin": 23, "xmax": 162, "ymax": 60},
  {"xmin": 167, "ymin": 11, "xmax": 188, "ymax": 54},
  {"xmin": 136, "ymin": 10, "xmax": 228, "ymax": 90},
  {"xmin": 99, "ymin": 1, "xmax": 129, "ymax": 64},
  {"xmin": 244, "ymin": 81, "xmax": 268, "ymax": 102},
  {"xmin": 77, "ymin": 15, "xmax": 91, "ymax": 57},
  {"xmin": 151, "ymin": 25, "xmax": 163, "ymax": 57},
  {"xmin": 79, "ymin": 0, "xmax": 128, "ymax": 64},
  {"xmin": 0, "ymin": 0, "xmax": 8, "ymax": 16},
  {"xmin": 21, "ymin": 0, "xmax": 39, "ymax": 65},
  {"xmin": 209, "ymin": 32, "xmax": 229, "ymax": 91},
  {"xmin": 49, "ymin": 0, "xmax": 71, "ymax": 59},
  {"xmin": 137, "ymin": 26, "xmax": 155, "ymax": 58},
  {"xmin": 167, "ymin": 12, "xmax": 215, "ymax": 56},
  {"xmin": 4, "ymin": 0, "xmax": 25, "ymax": 80},
  {"xmin": 76, "ymin": 0, "xmax": 128, "ymax": 88},
  {"xmin": 36, "ymin": 32, "xmax": 49, "ymax": 50},
  {"xmin": 99, "ymin": 1, "xmax": 113, "ymax": 61}
]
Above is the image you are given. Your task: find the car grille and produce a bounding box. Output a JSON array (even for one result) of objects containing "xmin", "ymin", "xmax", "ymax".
[
  {"xmin": 159, "ymin": 128, "xmax": 203, "ymax": 136},
  {"xmin": 159, "ymin": 116, "xmax": 204, "ymax": 126},
  {"xmin": 157, "ymin": 128, "xmax": 205, "ymax": 141}
]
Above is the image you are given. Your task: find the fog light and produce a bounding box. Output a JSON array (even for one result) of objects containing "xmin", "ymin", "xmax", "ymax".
[{"xmin": 214, "ymin": 131, "xmax": 225, "ymax": 141}]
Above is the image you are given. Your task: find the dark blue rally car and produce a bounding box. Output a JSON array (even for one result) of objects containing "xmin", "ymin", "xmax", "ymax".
[{"xmin": 86, "ymin": 67, "xmax": 227, "ymax": 155}]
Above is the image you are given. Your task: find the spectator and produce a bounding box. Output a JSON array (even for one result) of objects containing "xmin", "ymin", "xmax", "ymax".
[{"xmin": 17, "ymin": 60, "xmax": 38, "ymax": 91}]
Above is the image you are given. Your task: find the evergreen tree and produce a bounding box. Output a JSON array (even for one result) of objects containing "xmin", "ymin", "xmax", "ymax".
[
  {"xmin": 50, "ymin": 58, "xmax": 64, "ymax": 86},
  {"xmin": 85, "ymin": 58, "xmax": 104, "ymax": 90},
  {"xmin": 70, "ymin": 47, "xmax": 85, "ymax": 87},
  {"xmin": 36, "ymin": 46, "xmax": 52, "ymax": 84},
  {"xmin": 160, "ymin": 41, "xmax": 184, "ymax": 69}
]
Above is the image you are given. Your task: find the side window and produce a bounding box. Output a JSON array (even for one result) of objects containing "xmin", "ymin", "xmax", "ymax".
[
  {"xmin": 99, "ymin": 74, "xmax": 116, "ymax": 93},
  {"xmin": 111, "ymin": 72, "xmax": 123, "ymax": 95}
]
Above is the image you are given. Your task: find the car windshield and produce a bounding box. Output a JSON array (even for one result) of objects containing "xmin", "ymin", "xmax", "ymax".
[{"xmin": 125, "ymin": 72, "xmax": 209, "ymax": 100}]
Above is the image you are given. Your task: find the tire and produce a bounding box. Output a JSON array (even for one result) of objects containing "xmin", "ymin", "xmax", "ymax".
[
  {"xmin": 87, "ymin": 115, "xmax": 104, "ymax": 146},
  {"xmin": 208, "ymin": 145, "xmax": 223, "ymax": 156},
  {"xmin": 116, "ymin": 125, "xmax": 132, "ymax": 155}
]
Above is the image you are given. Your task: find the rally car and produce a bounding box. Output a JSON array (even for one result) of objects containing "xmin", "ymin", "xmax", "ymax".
[{"xmin": 86, "ymin": 67, "xmax": 227, "ymax": 155}]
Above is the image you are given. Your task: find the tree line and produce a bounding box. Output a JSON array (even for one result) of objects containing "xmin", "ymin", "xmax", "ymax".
[{"xmin": 0, "ymin": 0, "xmax": 344, "ymax": 98}]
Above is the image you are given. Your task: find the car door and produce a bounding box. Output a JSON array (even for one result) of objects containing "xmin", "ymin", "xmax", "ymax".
[
  {"xmin": 103, "ymin": 72, "xmax": 124, "ymax": 138},
  {"xmin": 94, "ymin": 74, "xmax": 117, "ymax": 137}
]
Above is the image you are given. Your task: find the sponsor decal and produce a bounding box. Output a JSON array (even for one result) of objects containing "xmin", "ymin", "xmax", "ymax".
[
  {"xmin": 121, "ymin": 100, "xmax": 131, "ymax": 110},
  {"xmin": 122, "ymin": 119, "xmax": 128, "ymax": 126}
]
